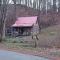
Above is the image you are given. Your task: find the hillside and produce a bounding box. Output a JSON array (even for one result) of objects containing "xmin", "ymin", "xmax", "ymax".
[
  {"xmin": 6, "ymin": 4, "xmax": 38, "ymax": 27},
  {"xmin": 4, "ymin": 4, "xmax": 60, "ymax": 29},
  {"xmin": 38, "ymin": 24, "xmax": 60, "ymax": 48}
]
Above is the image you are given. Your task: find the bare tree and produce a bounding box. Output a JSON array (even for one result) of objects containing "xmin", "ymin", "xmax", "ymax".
[
  {"xmin": 42, "ymin": 0, "xmax": 46, "ymax": 13},
  {"xmin": 20, "ymin": 0, "xmax": 21, "ymax": 4},
  {"xmin": 0, "ymin": 0, "xmax": 9, "ymax": 42},
  {"xmin": 25, "ymin": 0, "xmax": 27, "ymax": 6},
  {"xmin": 12, "ymin": 0, "xmax": 16, "ymax": 21},
  {"xmin": 53, "ymin": 0, "xmax": 57, "ymax": 12},
  {"xmin": 30, "ymin": 0, "xmax": 32, "ymax": 7},
  {"xmin": 37, "ymin": 0, "xmax": 42, "ymax": 33},
  {"xmin": 33, "ymin": 0, "xmax": 36, "ymax": 9},
  {"xmin": 58, "ymin": 0, "xmax": 60, "ymax": 12}
]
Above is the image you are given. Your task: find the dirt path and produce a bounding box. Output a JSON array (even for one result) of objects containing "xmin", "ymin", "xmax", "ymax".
[{"xmin": 0, "ymin": 43, "xmax": 60, "ymax": 60}]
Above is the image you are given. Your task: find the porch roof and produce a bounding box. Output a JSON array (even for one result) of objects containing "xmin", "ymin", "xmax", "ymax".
[{"xmin": 12, "ymin": 16, "xmax": 37, "ymax": 27}]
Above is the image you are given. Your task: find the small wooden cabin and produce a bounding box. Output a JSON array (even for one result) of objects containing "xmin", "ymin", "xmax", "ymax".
[{"xmin": 7, "ymin": 16, "xmax": 39, "ymax": 36}]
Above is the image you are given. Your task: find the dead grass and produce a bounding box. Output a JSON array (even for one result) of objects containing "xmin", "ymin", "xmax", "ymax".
[{"xmin": 38, "ymin": 25, "xmax": 60, "ymax": 48}]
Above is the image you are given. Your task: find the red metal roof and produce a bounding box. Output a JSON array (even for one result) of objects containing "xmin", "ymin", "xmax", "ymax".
[{"xmin": 12, "ymin": 16, "xmax": 37, "ymax": 27}]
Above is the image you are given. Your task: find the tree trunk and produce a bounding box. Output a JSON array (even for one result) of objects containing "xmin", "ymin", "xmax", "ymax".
[
  {"xmin": 33, "ymin": 0, "xmax": 36, "ymax": 9},
  {"xmin": 53, "ymin": 0, "xmax": 57, "ymax": 12},
  {"xmin": 2, "ymin": 18, "xmax": 6, "ymax": 39},
  {"xmin": 58, "ymin": 0, "xmax": 60, "ymax": 12},
  {"xmin": 42, "ymin": 0, "xmax": 46, "ymax": 14},
  {"xmin": 0, "ymin": 0, "xmax": 8, "ymax": 42},
  {"xmin": 20, "ymin": 0, "xmax": 21, "ymax": 4},
  {"xmin": 13, "ymin": 0, "xmax": 16, "ymax": 21},
  {"xmin": 2, "ymin": 2, "xmax": 7, "ymax": 39}
]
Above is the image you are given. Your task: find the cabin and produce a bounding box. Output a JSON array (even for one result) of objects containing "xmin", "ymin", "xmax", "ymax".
[{"xmin": 6, "ymin": 16, "xmax": 39, "ymax": 36}]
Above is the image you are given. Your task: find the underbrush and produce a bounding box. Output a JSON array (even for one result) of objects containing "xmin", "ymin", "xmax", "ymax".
[
  {"xmin": 50, "ymin": 50, "xmax": 60, "ymax": 57},
  {"xmin": 2, "ymin": 37, "xmax": 35, "ymax": 48}
]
